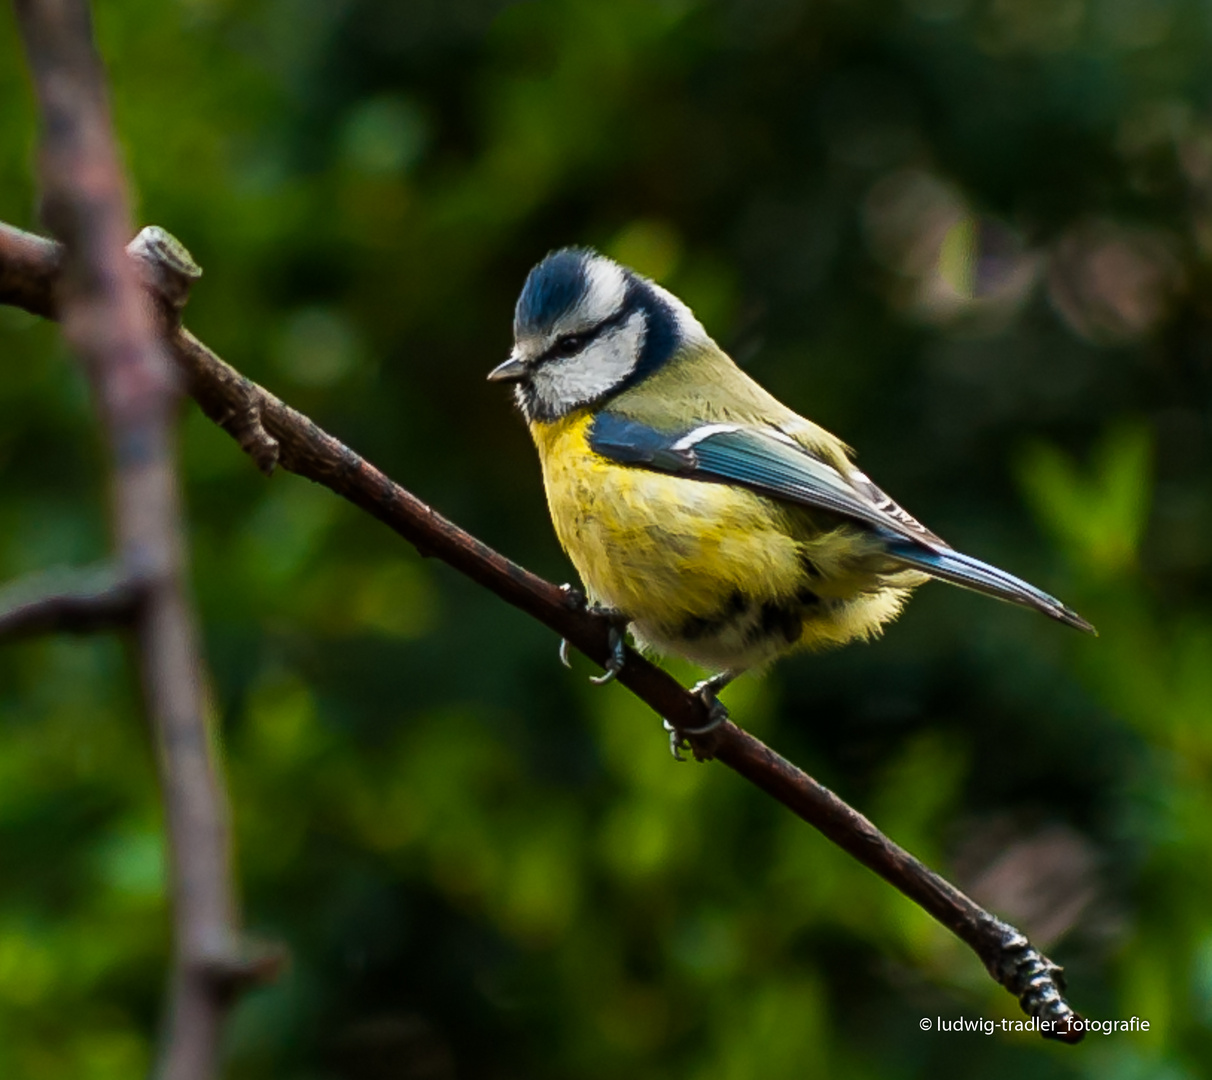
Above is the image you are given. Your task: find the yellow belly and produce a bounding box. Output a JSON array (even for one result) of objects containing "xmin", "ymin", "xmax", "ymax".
[{"xmin": 530, "ymin": 411, "xmax": 919, "ymax": 671}]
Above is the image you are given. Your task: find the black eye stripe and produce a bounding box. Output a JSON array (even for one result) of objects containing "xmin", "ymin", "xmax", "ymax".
[{"xmin": 537, "ymin": 299, "xmax": 636, "ymax": 365}]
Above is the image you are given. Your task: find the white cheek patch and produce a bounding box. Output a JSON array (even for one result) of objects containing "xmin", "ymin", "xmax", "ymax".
[{"xmin": 531, "ymin": 310, "xmax": 646, "ymax": 414}]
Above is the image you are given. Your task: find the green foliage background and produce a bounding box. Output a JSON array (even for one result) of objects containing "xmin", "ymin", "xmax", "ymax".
[{"xmin": 3, "ymin": 0, "xmax": 1212, "ymax": 1076}]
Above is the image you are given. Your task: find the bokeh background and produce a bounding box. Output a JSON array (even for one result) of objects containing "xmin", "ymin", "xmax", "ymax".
[{"xmin": 2, "ymin": 0, "xmax": 1212, "ymax": 1076}]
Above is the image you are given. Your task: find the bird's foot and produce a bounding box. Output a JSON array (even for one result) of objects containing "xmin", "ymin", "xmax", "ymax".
[
  {"xmin": 694, "ymin": 670, "xmax": 737, "ymax": 700},
  {"xmin": 588, "ymin": 608, "xmax": 628, "ymax": 685},
  {"xmin": 556, "ymin": 585, "xmax": 629, "ymax": 685},
  {"xmin": 557, "ymin": 584, "xmax": 583, "ymax": 668},
  {"xmin": 663, "ymin": 673, "xmax": 735, "ymax": 761},
  {"xmin": 559, "ymin": 583, "xmax": 587, "ymax": 609}
]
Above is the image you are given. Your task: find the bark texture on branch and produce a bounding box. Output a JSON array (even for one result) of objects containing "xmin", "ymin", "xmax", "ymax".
[{"xmin": 0, "ymin": 208, "xmax": 1086, "ymax": 1042}]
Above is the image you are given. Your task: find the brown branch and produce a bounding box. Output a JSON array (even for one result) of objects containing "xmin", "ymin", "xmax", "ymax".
[
  {"xmin": 10, "ymin": 3, "xmax": 265, "ymax": 1079},
  {"xmin": 705, "ymin": 729, "xmax": 1080, "ymax": 1034},
  {"xmin": 0, "ymin": 221, "xmax": 60, "ymax": 318},
  {"xmin": 0, "ymin": 222, "xmax": 1085, "ymax": 1042},
  {"xmin": 0, "ymin": 566, "xmax": 141, "ymax": 637}
]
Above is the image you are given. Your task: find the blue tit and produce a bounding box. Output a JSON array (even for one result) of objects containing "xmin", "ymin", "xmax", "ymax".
[{"xmin": 488, "ymin": 248, "xmax": 1094, "ymax": 732}]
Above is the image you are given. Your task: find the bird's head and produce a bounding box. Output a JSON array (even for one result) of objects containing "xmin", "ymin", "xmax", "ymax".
[{"xmin": 488, "ymin": 247, "xmax": 706, "ymax": 423}]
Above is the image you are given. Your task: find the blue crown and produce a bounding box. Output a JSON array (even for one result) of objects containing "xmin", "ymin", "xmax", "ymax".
[{"xmin": 514, "ymin": 248, "xmax": 597, "ymax": 336}]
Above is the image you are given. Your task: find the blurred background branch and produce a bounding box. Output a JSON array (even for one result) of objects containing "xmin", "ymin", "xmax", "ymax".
[
  {"xmin": 0, "ymin": 567, "xmax": 140, "ymax": 638},
  {"xmin": 9, "ymin": 2, "xmax": 268, "ymax": 1079}
]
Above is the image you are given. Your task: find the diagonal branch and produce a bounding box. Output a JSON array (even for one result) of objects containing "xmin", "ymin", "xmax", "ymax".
[
  {"xmin": 0, "ymin": 219, "xmax": 1085, "ymax": 1042},
  {"xmin": 10, "ymin": 3, "xmax": 268, "ymax": 1079}
]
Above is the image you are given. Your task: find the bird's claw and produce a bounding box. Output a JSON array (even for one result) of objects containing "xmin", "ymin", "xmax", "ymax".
[
  {"xmin": 588, "ymin": 620, "xmax": 626, "ymax": 685},
  {"xmin": 663, "ymin": 719, "xmax": 690, "ymax": 761},
  {"xmin": 555, "ymin": 588, "xmax": 629, "ymax": 685},
  {"xmin": 662, "ymin": 681, "xmax": 731, "ymax": 761}
]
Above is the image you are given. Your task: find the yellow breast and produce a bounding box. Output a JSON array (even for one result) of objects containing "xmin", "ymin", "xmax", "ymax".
[
  {"xmin": 530, "ymin": 412, "xmax": 810, "ymax": 659},
  {"xmin": 528, "ymin": 410, "xmax": 922, "ymax": 670}
]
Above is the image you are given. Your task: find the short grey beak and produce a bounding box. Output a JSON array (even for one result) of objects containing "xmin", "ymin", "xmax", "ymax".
[{"xmin": 487, "ymin": 355, "xmax": 528, "ymax": 383}]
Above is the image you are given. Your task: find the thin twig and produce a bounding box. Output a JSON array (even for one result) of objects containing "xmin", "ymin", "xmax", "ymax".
[
  {"xmin": 0, "ymin": 219, "xmax": 1085, "ymax": 1042},
  {"xmin": 0, "ymin": 567, "xmax": 141, "ymax": 638},
  {"xmin": 10, "ymin": 3, "xmax": 261, "ymax": 1078}
]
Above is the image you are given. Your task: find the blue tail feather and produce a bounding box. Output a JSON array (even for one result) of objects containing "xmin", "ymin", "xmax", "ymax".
[{"xmin": 886, "ymin": 542, "xmax": 1096, "ymax": 634}]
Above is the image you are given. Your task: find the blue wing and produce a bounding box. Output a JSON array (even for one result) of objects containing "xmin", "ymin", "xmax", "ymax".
[
  {"xmin": 588, "ymin": 414, "xmax": 1095, "ymax": 633},
  {"xmin": 588, "ymin": 414, "xmax": 945, "ymax": 549}
]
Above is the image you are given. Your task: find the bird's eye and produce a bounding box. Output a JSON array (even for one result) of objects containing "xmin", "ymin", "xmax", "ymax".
[{"xmin": 551, "ymin": 333, "xmax": 587, "ymax": 358}]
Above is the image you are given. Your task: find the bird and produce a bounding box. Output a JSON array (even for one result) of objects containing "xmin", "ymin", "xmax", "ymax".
[{"xmin": 488, "ymin": 248, "xmax": 1094, "ymax": 752}]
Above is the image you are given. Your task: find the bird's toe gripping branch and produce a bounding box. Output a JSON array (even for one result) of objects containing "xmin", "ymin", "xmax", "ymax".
[
  {"xmin": 663, "ymin": 673, "xmax": 734, "ymax": 761},
  {"xmin": 588, "ymin": 618, "xmax": 628, "ymax": 685},
  {"xmin": 557, "ymin": 584, "xmax": 630, "ymax": 685}
]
